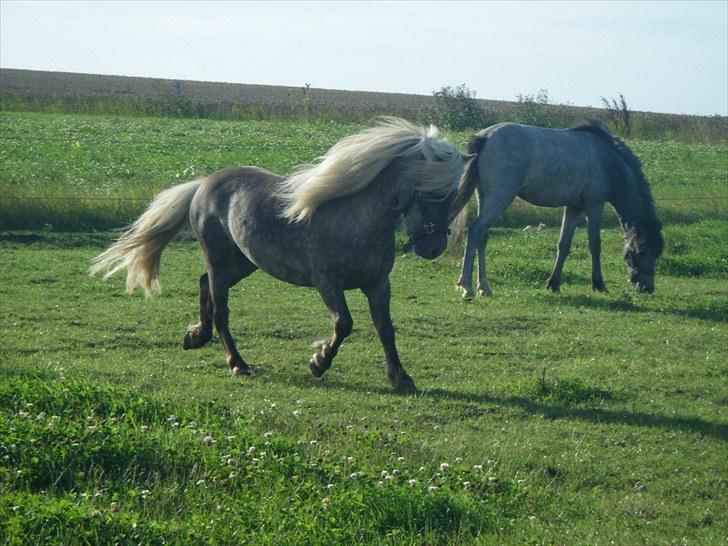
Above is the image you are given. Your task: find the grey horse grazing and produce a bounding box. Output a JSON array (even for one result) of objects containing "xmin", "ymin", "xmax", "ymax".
[
  {"xmin": 449, "ymin": 121, "xmax": 664, "ymax": 298},
  {"xmin": 90, "ymin": 118, "xmax": 466, "ymax": 391}
]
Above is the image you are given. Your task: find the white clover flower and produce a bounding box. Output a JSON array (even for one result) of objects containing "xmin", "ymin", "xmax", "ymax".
[
  {"xmin": 463, "ymin": 481, "xmax": 472, "ymax": 489},
  {"xmin": 408, "ymin": 479, "xmax": 417, "ymax": 487},
  {"xmin": 264, "ymin": 431, "xmax": 273, "ymax": 439},
  {"xmin": 226, "ymin": 458, "xmax": 235, "ymax": 466},
  {"xmin": 349, "ymin": 472, "xmax": 359, "ymax": 479},
  {"xmin": 110, "ymin": 502, "xmax": 119, "ymax": 512},
  {"xmin": 380, "ymin": 470, "xmax": 389, "ymax": 478},
  {"xmin": 473, "ymin": 464, "xmax": 483, "ymax": 472},
  {"xmin": 439, "ymin": 463, "xmax": 450, "ymax": 472},
  {"xmin": 140, "ymin": 425, "xmax": 148, "ymax": 433},
  {"xmin": 196, "ymin": 479, "xmax": 206, "ymax": 486},
  {"xmin": 455, "ymin": 457, "xmax": 463, "ymax": 464},
  {"xmin": 321, "ymin": 497, "xmax": 330, "ymax": 508},
  {"xmin": 326, "ymin": 483, "xmax": 335, "ymax": 490},
  {"xmin": 247, "ymin": 446, "xmax": 256, "ymax": 455},
  {"xmin": 428, "ymin": 485, "xmax": 439, "ymax": 492},
  {"xmin": 229, "ymin": 472, "xmax": 239, "ymax": 479},
  {"xmin": 392, "ymin": 469, "xmax": 400, "ymax": 476},
  {"xmin": 397, "ymin": 456, "xmax": 405, "ymax": 462},
  {"xmin": 292, "ymin": 410, "xmax": 302, "ymax": 417},
  {"xmin": 204, "ymin": 435, "xmax": 215, "ymax": 446}
]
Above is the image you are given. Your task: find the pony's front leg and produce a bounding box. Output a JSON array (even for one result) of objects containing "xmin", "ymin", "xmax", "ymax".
[
  {"xmin": 457, "ymin": 225, "xmax": 480, "ymax": 299},
  {"xmin": 586, "ymin": 206, "xmax": 607, "ymax": 292},
  {"xmin": 362, "ymin": 277, "xmax": 416, "ymax": 392},
  {"xmin": 547, "ymin": 206, "xmax": 580, "ymax": 292},
  {"xmin": 310, "ymin": 282, "xmax": 353, "ymax": 378}
]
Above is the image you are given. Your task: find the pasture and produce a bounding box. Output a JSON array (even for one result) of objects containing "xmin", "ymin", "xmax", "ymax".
[{"xmin": 1, "ymin": 111, "xmax": 727, "ymax": 544}]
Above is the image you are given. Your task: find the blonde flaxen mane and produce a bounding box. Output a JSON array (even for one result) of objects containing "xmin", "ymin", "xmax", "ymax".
[{"xmin": 277, "ymin": 117, "xmax": 464, "ymax": 222}]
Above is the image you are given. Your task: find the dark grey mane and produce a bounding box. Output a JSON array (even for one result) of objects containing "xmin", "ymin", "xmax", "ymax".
[{"xmin": 571, "ymin": 121, "xmax": 663, "ymax": 256}]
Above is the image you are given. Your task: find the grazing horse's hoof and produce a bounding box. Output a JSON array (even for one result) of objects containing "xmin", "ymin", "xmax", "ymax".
[
  {"xmin": 457, "ymin": 283, "xmax": 474, "ymax": 300},
  {"xmin": 477, "ymin": 285, "xmax": 493, "ymax": 297},
  {"xmin": 545, "ymin": 280, "xmax": 560, "ymax": 293},
  {"xmin": 231, "ymin": 365, "xmax": 252, "ymax": 376},
  {"xmin": 592, "ymin": 280, "xmax": 608, "ymax": 293},
  {"xmin": 309, "ymin": 352, "xmax": 331, "ymax": 378}
]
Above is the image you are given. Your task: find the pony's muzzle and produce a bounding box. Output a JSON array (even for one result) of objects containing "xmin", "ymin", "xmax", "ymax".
[{"xmin": 635, "ymin": 281, "xmax": 654, "ymax": 294}]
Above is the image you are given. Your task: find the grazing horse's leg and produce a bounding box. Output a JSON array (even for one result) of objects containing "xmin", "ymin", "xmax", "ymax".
[
  {"xmin": 546, "ymin": 206, "xmax": 581, "ymax": 292},
  {"xmin": 362, "ymin": 277, "xmax": 416, "ymax": 392},
  {"xmin": 457, "ymin": 222, "xmax": 480, "ymax": 299},
  {"xmin": 309, "ymin": 280, "xmax": 353, "ymax": 378},
  {"xmin": 459, "ymin": 186, "xmax": 515, "ymax": 298},
  {"xmin": 183, "ymin": 254, "xmax": 257, "ymax": 350},
  {"xmin": 586, "ymin": 205, "xmax": 607, "ymax": 292}
]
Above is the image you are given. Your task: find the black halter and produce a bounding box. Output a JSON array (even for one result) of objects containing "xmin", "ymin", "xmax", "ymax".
[{"xmin": 401, "ymin": 191, "xmax": 453, "ymax": 252}]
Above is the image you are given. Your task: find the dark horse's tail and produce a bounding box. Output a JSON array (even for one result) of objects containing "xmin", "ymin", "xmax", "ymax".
[
  {"xmin": 89, "ymin": 179, "xmax": 202, "ymax": 296},
  {"xmin": 448, "ymin": 133, "xmax": 488, "ymax": 246}
]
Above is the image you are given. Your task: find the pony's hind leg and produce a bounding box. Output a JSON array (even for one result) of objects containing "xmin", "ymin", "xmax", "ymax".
[
  {"xmin": 183, "ymin": 272, "xmax": 214, "ymax": 350},
  {"xmin": 309, "ymin": 279, "xmax": 353, "ymax": 379},
  {"xmin": 183, "ymin": 258, "xmax": 255, "ymax": 350},
  {"xmin": 189, "ymin": 223, "xmax": 258, "ymax": 374},
  {"xmin": 362, "ymin": 277, "xmax": 416, "ymax": 392}
]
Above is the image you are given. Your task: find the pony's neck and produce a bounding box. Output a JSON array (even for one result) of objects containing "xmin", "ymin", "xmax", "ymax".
[
  {"xmin": 325, "ymin": 164, "xmax": 404, "ymax": 240},
  {"xmin": 609, "ymin": 174, "xmax": 661, "ymax": 253},
  {"xmin": 610, "ymin": 182, "xmax": 644, "ymax": 234}
]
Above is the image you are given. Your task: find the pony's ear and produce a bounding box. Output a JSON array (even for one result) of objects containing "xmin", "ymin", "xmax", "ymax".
[{"xmin": 461, "ymin": 152, "xmax": 477, "ymax": 161}]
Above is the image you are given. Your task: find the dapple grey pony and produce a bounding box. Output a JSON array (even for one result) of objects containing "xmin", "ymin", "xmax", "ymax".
[
  {"xmin": 449, "ymin": 121, "xmax": 664, "ymax": 298},
  {"xmin": 90, "ymin": 118, "xmax": 466, "ymax": 391}
]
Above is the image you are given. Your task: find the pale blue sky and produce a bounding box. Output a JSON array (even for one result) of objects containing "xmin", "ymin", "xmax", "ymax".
[{"xmin": 1, "ymin": 0, "xmax": 726, "ymax": 115}]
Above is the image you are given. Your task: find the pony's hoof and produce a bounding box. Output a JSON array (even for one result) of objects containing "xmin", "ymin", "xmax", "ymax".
[
  {"xmin": 546, "ymin": 282, "xmax": 560, "ymax": 293},
  {"xmin": 477, "ymin": 287, "xmax": 493, "ymax": 297},
  {"xmin": 231, "ymin": 365, "xmax": 252, "ymax": 376},
  {"xmin": 183, "ymin": 329, "xmax": 211, "ymax": 350},
  {"xmin": 309, "ymin": 353, "xmax": 330, "ymax": 378},
  {"xmin": 457, "ymin": 284, "xmax": 474, "ymax": 300},
  {"xmin": 393, "ymin": 375, "xmax": 418, "ymax": 394}
]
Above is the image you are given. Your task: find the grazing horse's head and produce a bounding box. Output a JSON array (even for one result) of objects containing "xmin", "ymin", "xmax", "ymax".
[
  {"xmin": 402, "ymin": 189, "xmax": 456, "ymax": 259},
  {"xmin": 623, "ymin": 228, "xmax": 663, "ymax": 293}
]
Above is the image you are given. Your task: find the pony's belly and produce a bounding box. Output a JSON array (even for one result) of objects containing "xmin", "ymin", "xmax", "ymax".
[{"xmin": 518, "ymin": 184, "xmax": 582, "ymax": 209}]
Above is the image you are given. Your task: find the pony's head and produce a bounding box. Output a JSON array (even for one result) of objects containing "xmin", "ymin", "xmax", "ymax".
[
  {"xmin": 623, "ymin": 226, "xmax": 664, "ymax": 293},
  {"xmin": 276, "ymin": 118, "xmax": 464, "ymax": 233},
  {"xmin": 401, "ymin": 189, "xmax": 457, "ymax": 259}
]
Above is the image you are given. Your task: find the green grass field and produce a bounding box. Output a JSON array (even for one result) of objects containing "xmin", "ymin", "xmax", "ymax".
[{"xmin": 1, "ymin": 111, "xmax": 727, "ymax": 544}]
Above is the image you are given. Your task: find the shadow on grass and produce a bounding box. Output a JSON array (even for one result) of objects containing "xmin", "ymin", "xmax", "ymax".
[
  {"xmin": 552, "ymin": 294, "xmax": 728, "ymax": 323},
  {"xmin": 315, "ymin": 378, "xmax": 728, "ymax": 442}
]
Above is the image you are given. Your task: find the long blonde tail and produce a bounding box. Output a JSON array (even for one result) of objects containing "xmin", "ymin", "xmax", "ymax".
[{"xmin": 89, "ymin": 179, "xmax": 202, "ymax": 296}]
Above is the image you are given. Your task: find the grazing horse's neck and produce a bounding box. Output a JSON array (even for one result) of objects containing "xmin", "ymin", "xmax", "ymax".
[{"xmin": 609, "ymin": 172, "xmax": 660, "ymax": 248}]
